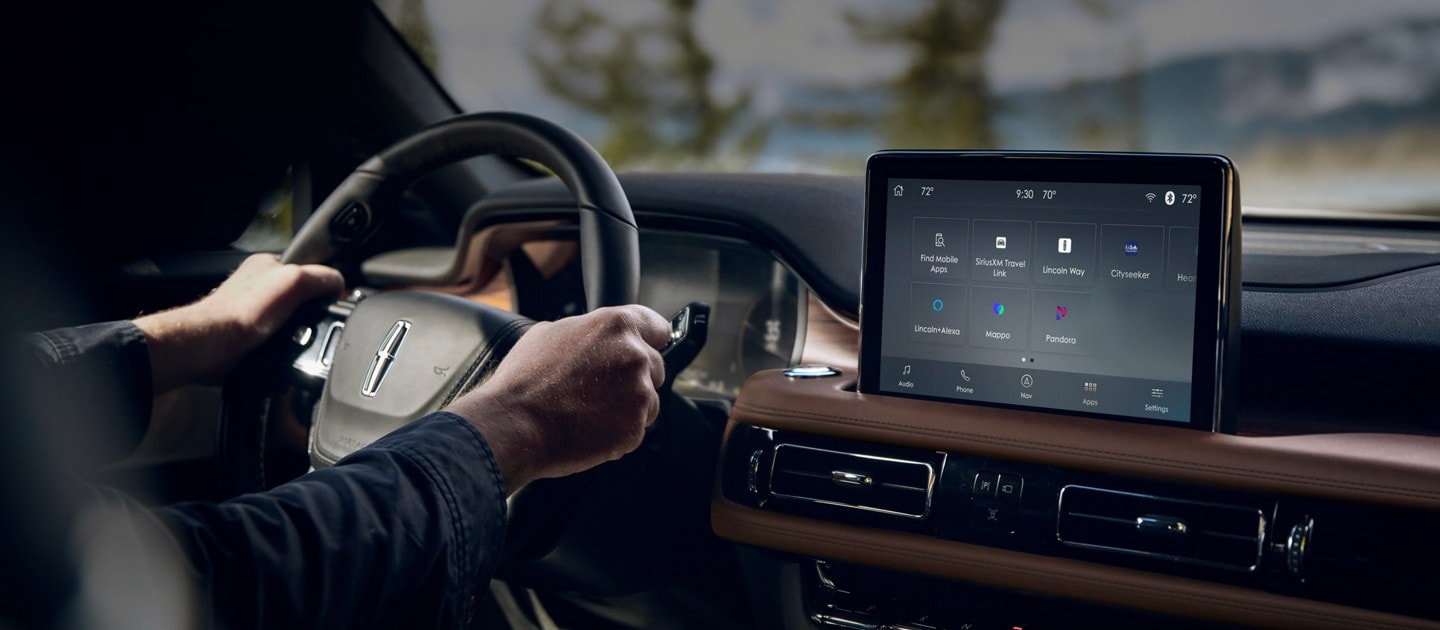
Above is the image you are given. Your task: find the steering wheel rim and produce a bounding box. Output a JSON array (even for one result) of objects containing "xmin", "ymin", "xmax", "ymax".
[
  {"xmin": 218, "ymin": 111, "xmax": 640, "ymax": 494},
  {"xmin": 281, "ymin": 110, "xmax": 639, "ymax": 309}
]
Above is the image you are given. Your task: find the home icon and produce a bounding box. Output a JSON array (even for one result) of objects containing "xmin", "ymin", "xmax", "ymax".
[{"xmin": 893, "ymin": 185, "xmax": 904, "ymax": 197}]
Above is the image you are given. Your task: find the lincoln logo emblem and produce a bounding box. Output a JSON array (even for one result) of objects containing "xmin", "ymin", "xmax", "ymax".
[{"xmin": 361, "ymin": 320, "xmax": 411, "ymax": 397}]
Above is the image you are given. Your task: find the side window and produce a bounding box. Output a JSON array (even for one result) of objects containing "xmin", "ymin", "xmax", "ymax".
[{"xmin": 232, "ymin": 170, "xmax": 295, "ymax": 252}]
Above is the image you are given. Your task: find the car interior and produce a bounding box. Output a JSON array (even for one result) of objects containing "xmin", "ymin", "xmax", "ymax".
[{"xmin": 6, "ymin": 1, "xmax": 1440, "ymax": 629}]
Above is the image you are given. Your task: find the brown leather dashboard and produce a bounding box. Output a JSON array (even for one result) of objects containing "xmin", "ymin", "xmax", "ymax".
[{"xmin": 712, "ymin": 370, "xmax": 1440, "ymax": 628}]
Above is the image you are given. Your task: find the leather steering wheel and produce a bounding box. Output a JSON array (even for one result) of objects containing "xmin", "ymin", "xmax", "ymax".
[{"xmin": 218, "ymin": 111, "xmax": 640, "ymax": 489}]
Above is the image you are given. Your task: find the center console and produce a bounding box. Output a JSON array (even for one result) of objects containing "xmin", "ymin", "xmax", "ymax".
[{"xmin": 711, "ymin": 153, "xmax": 1440, "ymax": 629}]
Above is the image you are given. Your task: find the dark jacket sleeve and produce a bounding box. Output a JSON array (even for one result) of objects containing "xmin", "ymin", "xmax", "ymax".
[
  {"xmin": 154, "ymin": 412, "xmax": 509, "ymax": 629},
  {"xmin": 17, "ymin": 322, "xmax": 511, "ymax": 628},
  {"xmin": 21, "ymin": 320, "xmax": 155, "ymax": 465}
]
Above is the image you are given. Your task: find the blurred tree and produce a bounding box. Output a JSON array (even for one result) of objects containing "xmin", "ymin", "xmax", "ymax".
[
  {"xmin": 794, "ymin": 0, "xmax": 1006, "ymax": 150},
  {"xmin": 528, "ymin": 0, "xmax": 765, "ymax": 167},
  {"xmin": 378, "ymin": 0, "xmax": 439, "ymax": 71}
]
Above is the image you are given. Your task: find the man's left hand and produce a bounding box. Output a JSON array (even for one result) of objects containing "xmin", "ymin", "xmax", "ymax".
[{"xmin": 135, "ymin": 254, "xmax": 344, "ymax": 393}]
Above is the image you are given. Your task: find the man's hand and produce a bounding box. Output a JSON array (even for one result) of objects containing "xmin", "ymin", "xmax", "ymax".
[
  {"xmin": 443, "ymin": 305, "xmax": 670, "ymax": 492},
  {"xmin": 135, "ymin": 254, "xmax": 345, "ymax": 394}
]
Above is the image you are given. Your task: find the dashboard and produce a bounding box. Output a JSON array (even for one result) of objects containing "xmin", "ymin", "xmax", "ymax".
[
  {"xmin": 455, "ymin": 226, "xmax": 809, "ymax": 400},
  {"xmin": 469, "ymin": 171, "xmax": 1440, "ymax": 629}
]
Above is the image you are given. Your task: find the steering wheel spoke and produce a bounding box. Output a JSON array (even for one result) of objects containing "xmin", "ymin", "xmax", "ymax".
[{"xmin": 310, "ymin": 292, "xmax": 532, "ymax": 467}]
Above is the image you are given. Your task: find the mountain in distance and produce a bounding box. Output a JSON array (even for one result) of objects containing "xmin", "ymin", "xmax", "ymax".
[{"xmin": 996, "ymin": 16, "xmax": 1440, "ymax": 154}]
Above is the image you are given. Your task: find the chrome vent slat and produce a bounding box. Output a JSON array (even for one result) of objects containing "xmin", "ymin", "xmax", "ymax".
[
  {"xmin": 1057, "ymin": 485, "xmax": 1267, "ymax": 572},
  {"xmin": 767, "ymin": 444, "xmax": 937, "ymax": 520}
]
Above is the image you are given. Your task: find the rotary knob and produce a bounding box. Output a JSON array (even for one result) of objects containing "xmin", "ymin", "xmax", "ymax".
[{"xmin": 1286, "ymin": 516, "xmax": 1314, "ymax": 580}]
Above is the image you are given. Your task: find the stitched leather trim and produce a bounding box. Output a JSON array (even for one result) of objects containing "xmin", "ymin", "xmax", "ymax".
[{"xmin": 729, "ymin": 371, "xmax": 1440, "ymax": 509}]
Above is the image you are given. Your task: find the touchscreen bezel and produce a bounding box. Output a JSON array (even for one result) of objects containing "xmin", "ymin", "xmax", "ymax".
[{"xmin": 858, "ymin": 151, "xmax": 1240, "ymax": 433}]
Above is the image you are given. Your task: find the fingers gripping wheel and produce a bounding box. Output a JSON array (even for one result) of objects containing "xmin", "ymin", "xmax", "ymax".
[{"xmin": 221, "ymin": 112, "xmax": 640, "ymax": 489}]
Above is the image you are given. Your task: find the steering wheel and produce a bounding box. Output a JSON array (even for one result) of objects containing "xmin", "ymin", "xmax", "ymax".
[{"xmin": 217, "ymin": 111, "xmax": 640, "ymax": 490}]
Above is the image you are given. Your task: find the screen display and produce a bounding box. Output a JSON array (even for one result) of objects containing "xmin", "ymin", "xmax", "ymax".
[{"xmin": 859, "ymin": 153, "xmax": 1238, "ymax": 431}]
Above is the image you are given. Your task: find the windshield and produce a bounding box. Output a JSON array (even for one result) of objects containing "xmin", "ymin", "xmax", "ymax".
[{"xmin": 378, "ymin": 0, "xmax": 1440, "ymax": 217}]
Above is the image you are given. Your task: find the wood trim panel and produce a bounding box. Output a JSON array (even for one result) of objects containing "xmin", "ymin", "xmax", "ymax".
[{"xmin": 714, "ymin": 370, "xmax": 1440, "ymax": 628}]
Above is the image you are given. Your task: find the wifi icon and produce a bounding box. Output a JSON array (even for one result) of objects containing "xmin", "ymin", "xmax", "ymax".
[{"xmin": 1145, "ymin": 192, "xmax": 1157, "ymax": 203}]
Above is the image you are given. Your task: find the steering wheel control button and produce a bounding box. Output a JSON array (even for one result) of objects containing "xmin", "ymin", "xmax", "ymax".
[
  {"xmin": 319, "ymin": 322, "xmax": 344, "ymax": 368},
  {"xmin": 294, "ymin": 320, "xmax": 346, "ymax": 380},
  {"xmin": 292, "ymin": 325, "xmax": 314, "ymax": 347},
  {"xmin": 785, "ymin": 365, "xmax": 840, "ymax": 378},
  {"xmin": 658, "ymin": 302, "xmax": 710, "ymax": 400},
  {"xmin": 330, "ymin": 202, "xmax": 372, "ymax": 241},
  {"xmin": 361, "ymin": 320, "xmax": 410, "ymax": 397}
]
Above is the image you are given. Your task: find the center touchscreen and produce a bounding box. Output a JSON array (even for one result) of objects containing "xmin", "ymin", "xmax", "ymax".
[{"xmin": 858, "ymin": 152, "xmax": 1240, "ymax": 432}]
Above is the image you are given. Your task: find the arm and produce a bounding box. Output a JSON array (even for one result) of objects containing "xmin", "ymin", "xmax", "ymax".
[
  {"xmin": 444, "ymin": 304, "xmax": 671, "ymax": 490},
  {"xmin": 153, "ymin": 413, "xmax": 506, "ymax": 628},
  {"xmin": 134, "ymin": 253, "xmax": 344, "ymax": 394},
  {"xmin": 146, "ymin": 305, "xmax": 669, "ymax": 628},
  {"xmin": 19, "ymin": 254, "xmax": 344, "ymax": 466}
]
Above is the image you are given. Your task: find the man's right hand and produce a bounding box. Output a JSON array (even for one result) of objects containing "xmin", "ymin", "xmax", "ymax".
[{"xmin": 443, "ymin": 305, "xmax": 671, "ymax": 492}]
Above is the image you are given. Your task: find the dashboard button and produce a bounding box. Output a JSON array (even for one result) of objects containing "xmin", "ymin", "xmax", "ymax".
[
  {"xmin": 972, "ymin": 504, "xmax": 1013, "ymax": 531},
  {"xmin": 971, "ymin": 219, "xmax": 1033, "ymax": 283},
  {"xmin": 997, "ymin": 474, "xmax": 1023, "ymax": 502},
  {"xmin": 972, "ymin": 472, "xmax": 998, "ymax": 498},
  {"xmin": 968, "ymin": 286, "xmax": 1030, "ymax": 350},
  {"xmin": 1100, "ymin": 224, "xmax": 1165, "ymax": 290},
  {"xmin": 912, "ymin": 217, "xmax": 970, "ymax": 280},
  {"xmin": 1029, "ymin": 290, "xmax": 1092, "ymax": 356},
  {"xmin": 1034, "ymin": 221, "xmax": 1098, "ymax": 287}
]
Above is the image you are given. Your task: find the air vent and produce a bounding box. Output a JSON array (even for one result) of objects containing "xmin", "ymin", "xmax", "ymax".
[
  {"xmin": 768, "ymin": 444, "xmax": 936, "ymax": 519},
  {"xmin": 1057, "ymin": 486, "xmax": 1266, "ymax": 572}
]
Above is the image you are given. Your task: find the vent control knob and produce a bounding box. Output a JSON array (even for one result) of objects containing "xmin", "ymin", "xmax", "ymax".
[
  {"xmin": 1286, "ymin": 516, "xmax": 1314, "ymax": 579},
  {"xmin": 1136, "ymin": 514, "xmax": 1189, "ymax": 536}
]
